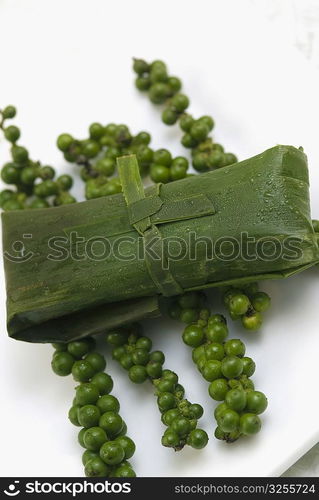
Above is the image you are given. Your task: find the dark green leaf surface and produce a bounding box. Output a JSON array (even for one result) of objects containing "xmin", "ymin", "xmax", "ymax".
[{"xmin": 2, "ymin": 145, "xmax": 318, "ymax": 343}]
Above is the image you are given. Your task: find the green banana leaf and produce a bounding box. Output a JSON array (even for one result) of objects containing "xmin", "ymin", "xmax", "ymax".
[{"xmin": 2, "ymin": 145, "xmax": 318, "ymax": 343}]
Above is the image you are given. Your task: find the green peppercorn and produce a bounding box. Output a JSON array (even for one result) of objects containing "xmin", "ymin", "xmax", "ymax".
[
  {"xmin": 106, "ymin": 330, "xmax": 128, "ymax": 346},
  {"xmin": 78, "ymin": 405, "xmax": 101, "ymax": 428},
  {"xmin": 229, "ymin": 294, "xmax": 250, "ymax": 316},
  {"xmin": 189, "ymin": 403, "xmax": 204, "ymax": 419},
  {"xmin": 223, "ymin": 152, "xmax": 238, "ymax": 165},
  {"xmin": 205, "ymin": 342, "xmax": 225, "ymax": 361},
  {"xmin": 225, "ymin": 388, "xmax": 247, "ymax": 412},
  {"xmin": 146, "ymin": 361, "xmax": 163, "ymax": 378},
  {"xmin": 221, "ymin": 356, "xmax": 243, "ymax": 379},
  {"xmin": 56, "ymin": 174, "xmax": 73, "ymax": 191},
  {"xmin": 2, "ymin": 199, "xmax": 23, "ymax": 210},
  {"xmin": 136, "ymin": 146, "xmax": 153, "ymax": 166},
  {"xmin": 99, "ymin": 412, "xmax": 124, "ymax": 438},
  {"xmin": 187, "ymin": 429, "xmax": 208, "ymax": 449},
  {"xmin": 153, "ymin": 148, "xmax": 172, "ymax": 167},
  {"xmin": 20, "ymin": 166, "xmax": 37, "ymax": 185},
  {"xmin": 181, "ymin": 133, "xmax": 197, "ymax": 148},
  {"xmin": 57, "ymin": 133, "xmax": 74, "ymax": 152},
  {"xmin": 54, "ymin": 192, "xmax": 76, "ymax": 205},
  {"xmin": 171, "ymin": 163, "xmax": 187, "ymax": 180},
  {"xmin": 89, "ymin": 123, "xmax": 105, "ymax": 140},
  {"xmin": 72, "ymin": 360, "xmax": 96, "ymax": 382},
  {"xmin": 149, "ymin": 83, "xmax": 170, "ymax": 104},
  {"xmin": 150, "ymin": 65, "xmax": 168, "ymax": 83},
  {"xmin": 240, "ymin": 413, "xmax": 262, "ymax": 435},
  {"xmin": 4, "ymin": 125, "xmax": 20, "ymax": 143},
  {"xmin": 214, "ymin": 402, "xmax": 229, "ymax": 421},
  {"xmin": 128, "ymin": 365, "xmax": 148, "ymax": 383},
  {"xmin": 85, "ymin": 456, "xmax": 110, "ymax": 477},
  {"xmin": 68, "ymin": 405, "xmax": 81, "ymax": 426},
  {"xmin": 192, "ymin": 153, "xmax": 209, "ymax": 172},
  {"xmin": 179, "ymin": 114, "xmax": 194, "ymax": 132},
  {"xmin": 190, "ymin": 122, "xmax": 209, "ymax": 142},
  {"xmin": 162, "ymin": 408, "xmax": 180, "ymax": 426},
  {"xmin": 84, "ymin": 353, "xmax": 106, "ymax": 373},
  {"xmin": 224, "ymin": 339, "xmax": 246, "ymax": 358},
  {"xmin": 78, "ymin": 428, "xmax": 87, "ymax": 448},
  {"xmin": 120, "ymin": 353, "xmax": 134, "ymax": 370},
  {"xmin": 34, "ymin": 180, "xmax": 58, "ymax": 197},
  {"xmin": 115, "ymin": 436, "xmax": 135, "ymax": 459},
  {"xmin": 132, "ymin": 133, "xmax": 150, "ymax": 148},
  {"xmin": 157, "ymin": 392, "xmax": 176, "ymax": 412},
  {"xmin": 180, "ymin": 308, "xmax": 199, "ymax": 324},
  {"xmin": 81, "ymin": 140, "xmax": 100, "ymax": 158},
  {"xmin": 97, "ymin": 395, "xmax": 120, "ymax": 414},
  {"xmin": 171, "ymin": 417, "xmax": 191, "ymax": 437},
  {"xmin": 1, "ymin": 164, "xmax": 20, "ymax": 184},
  {"xmin": 38, "ymin": 166, "xmax": 55, "ymax": 180},
  {"xmin": 162, "ymin": 370, "xmax": 179, "ymax": 384},
  {"xmin": 192, "ymin": 345, "xmax": 205, "ymax": 364},
  {"xmin": 217, "ymin": 408, "xmax": 240, "ymax": 433},
  {"xmin": 202, "ymin": 360, "xmax": 222, "ymax": 382},
  {"xmin": 68, "ymin": 339, "xmax": 92, "ymax": 359},
  {"xmin": 82, "ymin": 450, "xmax": 99, "ymax": 466},
  {"xmin": 136, "ymin": 336, "xmax": 152, "ymax": 351},
  {"xmin": 83, "ymin": 426, "xmax": 108, "ymax": 451},
  {"xmin": 207, "ymin": 150, "xmax": 224, "ymax": 168},
  {"xmin": 208, "ymin": 378, "xmax": 229, "ymax": 401},
  {"xmin": 156, "ymin": 378, "xmax": 176, "ymax": 393},
  {"xmin": 206, "ymin": 322, "xmax": 228, "ymax": 343},
  {"xmin": 251, "ymin": 292, "xmax": 271, "ymax": 312},
  {"xmin": 150, "ymin": 164, "xmax": 171, "ymax": 183},
  {"xmin": 51, "ymin": 351, "xmax": 75, "ymax": 376},
  {"xmin": 133, "ymin": 58, "xmax": 150, "ymax": 75},
  {"xmin": 161, "ymin": 429, "xmax": 180, "ymax": 448},
  {"xmin": 0, "ymin": 189, "xmax": 15, "ymax": 207},
  {"xmin": 246, "ymin": 391, "xmax": 268, "ymax": 414},
  {"xmin": 171, "ymin": 93, "xmax": 189, "ymax": 112},
  {"xmin": 182, "ymin": 325, "xmax": 204, "ymax": 347},
  {"xmin": 75, "ymin": 383, "xmax": 100, "ymax": 406},
  {"xmin": 214, "ymin": 426, "xmax": 226, "ymax": 440},
  {"xmin": 112, "ymin": 462, "xmax": 136, "ymax": 477},
  {"xmin": 241, "ymin": 311, "xmax": 263, "ymax": 331},
  {"xmin": 198, "ymin": 115, "xmax": 215, "ymax": 131},
  {"xmin": 2, "ymin": 105, "xmax": 16, "ymax": 119},
  {"xmin": 167, "ymin": 76, "xmax": 182, "ymax": 93},
  {"xmin": 162, "ymin": 107, "xmax": 179, "ymax": 125},
  {"xmin": 91, "ymin": 372, "xmax": 113, "ymax": 395},
  {"xmin": 150, "ymin": 60, "xmax": 167, "ymax": 71},
  {"xmin": 135, "ymin": 76, "xmax": 151, "ymax": 91},
  {"xmin": 242, "ymin": 357, "xmax": 256, "ymax": 377}
]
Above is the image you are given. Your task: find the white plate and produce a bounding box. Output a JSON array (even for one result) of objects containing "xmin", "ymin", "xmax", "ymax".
[{"xmin": 0, "ymin": 0, "xmax": 319, "ymax": 477}]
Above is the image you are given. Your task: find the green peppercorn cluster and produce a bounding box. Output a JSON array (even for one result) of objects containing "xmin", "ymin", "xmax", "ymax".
[
  {"xmin": 57, "ymin": 123, "xmax": 190, "ymax": 195},
  {"xmin": 150, "ymin": 149, "xmax": 189, "ymax": 183},
  {"xmin": 180, "ymin": 310, "xmax": 268, "ymax": 443},
  {"xmin": 57, "ymin": 124, "xmax": 149, "ymax": 198},
  {"xmin": 0, "ymin": 106, "xmax": 75, "ymax": 210},
  {"xmin": 223, "ymin": 282, "xmax": 271, "ymax": 331},
  {"xmin": 133, "ymin": 59, "xmax": 237, "ymax": 172},
  {"xmin": 106, "ymin": 323, "xmax": 208, "ymax": 451},
  {"xmin": 51, "ymin": 338, "xmax": 136, "ymax": 478}
]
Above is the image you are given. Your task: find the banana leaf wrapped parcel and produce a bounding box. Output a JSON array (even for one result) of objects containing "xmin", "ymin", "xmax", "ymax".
[{"xmin": 2, "ymin": 145, "xmax": 319, "ymax": 343}]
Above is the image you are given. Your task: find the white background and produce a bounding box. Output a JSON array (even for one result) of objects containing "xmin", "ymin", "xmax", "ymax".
[{"xmin": 0, "ymin": 0, "xmax": 319, "ymax": 477}]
